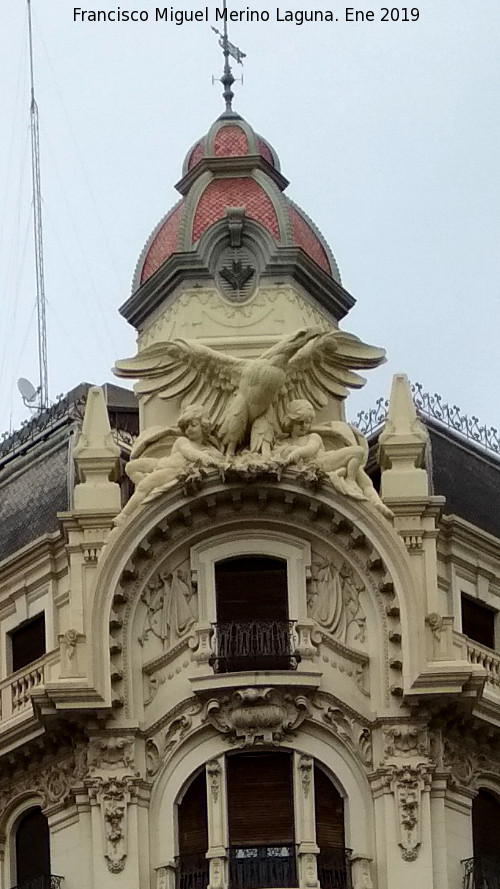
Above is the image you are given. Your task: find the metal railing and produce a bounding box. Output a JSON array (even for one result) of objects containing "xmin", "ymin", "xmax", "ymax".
[
  {"xmin": 11, "ymin": 877, "xmax": 63, "ymax": 889},
  {"xmin": 210, "ymin": 621, "xmax": 299, "ymax": 673},
  {"xmin": 463, "ymin": 857, "xmax": 500, "ymax": 889},
  {"xmin": 228, "ymin": 844, "xmax": 297, "ymax": 889},
  {"xmin": 317, "ymin": 848, "xmax": 352, "ymax": 889},
  {"xmin": 175, "ymin": 854, "xmax": 209, "ymax": 889},
  {"xmin": 354, "ymin": 383, "xmax": 500, "ymax": 460}
]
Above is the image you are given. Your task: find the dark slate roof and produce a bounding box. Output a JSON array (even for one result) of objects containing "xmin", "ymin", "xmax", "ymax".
[
  {"xmin": 0, "ymin": 383, "xmax": 138, "ymax": 564},
  {"xmin": 0, "ymin": 433, "xmax": 71, "ymax": 560},
  {"xmin": 427, "ymin": 420, "xmax": 500, "ymax": 539}
]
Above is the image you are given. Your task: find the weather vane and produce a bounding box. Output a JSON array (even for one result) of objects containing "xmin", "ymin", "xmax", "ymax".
[{"xmin": 211, "ymin": 0, "xmax": 246, "ymax": 116}]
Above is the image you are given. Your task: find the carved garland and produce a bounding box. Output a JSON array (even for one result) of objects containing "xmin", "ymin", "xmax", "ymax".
[{"xmin": 108, "ymin": 478, "xmax": 403, "ymax": 716}]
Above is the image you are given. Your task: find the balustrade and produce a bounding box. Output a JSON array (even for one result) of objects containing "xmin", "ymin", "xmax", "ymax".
[
  {"xmin": 228, "ymin": 844, "xmax": 297, "ymax": 889},
  {"xmin": 463, "ymin": 856, "xmax": 500, "ymax": 889},
  {"xmin": 465, "ymin": 640, "xmax": 500, "ymax": 691},
  {"xmin": 210, "ymin": 621, "xmax": 299, "ymax": 673}
]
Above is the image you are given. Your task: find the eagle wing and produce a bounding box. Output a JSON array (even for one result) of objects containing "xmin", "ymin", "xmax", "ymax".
[
  {"xmin": 113, "ymin": 338, "xmax": 245, "ymax": 427},
  {"xmin": 277, "ymin": 330, "xmax": 385, "ymax": 423}
]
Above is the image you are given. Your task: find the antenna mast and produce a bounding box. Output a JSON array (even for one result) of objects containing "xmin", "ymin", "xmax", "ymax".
[{"xmin": 27, "ymin": 0, "xmax": 49, "ymax": 411}]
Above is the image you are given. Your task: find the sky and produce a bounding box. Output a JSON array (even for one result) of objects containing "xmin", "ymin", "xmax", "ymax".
[{"xmin": 0, "ymin": 0, "xmax": 499, "ymax": 437}]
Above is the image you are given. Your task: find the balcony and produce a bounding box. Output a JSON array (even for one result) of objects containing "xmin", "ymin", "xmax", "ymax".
[
  {"xmin": 228, "ymin": 844, "xmax": 297, "ymax": 889},
  {"xmin": 176, "ymin": 854, "xmax": 209, "ymax": 889},
  {"xmin": 463, "ymin": 856, "xmax": 500, "ymax": 889},
  {"xmin": 465, "ymin": 639, "xmax": 500, "ymax": 692},
  {"xmin": 11, "ymin": 877, "xmax": 64, "ymax": 889},
  {"xmin": 210, "ymin": 621, "xmax": 299, "ymax": 673},
  {"xmin": 317, "ymin": 848, "xmax": 352, "ymax": 889}
]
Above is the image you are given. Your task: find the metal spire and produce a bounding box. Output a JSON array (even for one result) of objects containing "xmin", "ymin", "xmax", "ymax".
[
  {"xmin": 27, "ymin": 0, "xmax": 49, "ymax": 411},
  {"xmin": 211, "ymin": 0, "xmax": 246, "ymax": 116}
]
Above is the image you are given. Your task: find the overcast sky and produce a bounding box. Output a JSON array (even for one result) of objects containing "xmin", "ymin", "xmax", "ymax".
[{"xmin": 0, "ymin": 0, "xmax": 499, "ymax": 436}]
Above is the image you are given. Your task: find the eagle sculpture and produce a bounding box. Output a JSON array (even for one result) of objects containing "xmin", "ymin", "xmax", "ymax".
[{"xmin": 113, "ymin": 328, "xmax": 385, "ymax": 456}]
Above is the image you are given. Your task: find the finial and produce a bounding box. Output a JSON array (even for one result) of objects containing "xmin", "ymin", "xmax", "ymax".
[{"xmin": 211, "ymin": 1, "xmax": 246, "ymax": 117}]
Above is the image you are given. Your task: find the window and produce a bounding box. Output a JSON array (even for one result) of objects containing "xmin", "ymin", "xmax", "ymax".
[
  {"xmin": 9, "ymin": 613, "xmax": 46, "ymax": 673},
  {"xmin": 212, "ymin": 557, "xmax": 295, "ymax": 672},
  {"xmin": 15, "ymin": 807, "xmax": 51, "ymax": 887},
  {"xmin": 177, "ymin": 771, "xmax": 208, "ymax": 889},
  {"xmin": 461, "ymin": 595, "xmax": 495, "ymax": 650}
]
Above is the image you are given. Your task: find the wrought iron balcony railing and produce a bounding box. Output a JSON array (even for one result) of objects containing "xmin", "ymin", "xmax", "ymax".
[
  {"xmin": 175, "ymin": 853, "xmax": 209, "ymax": 889},
  {"xmin": 317, "ymin": 847, "xmax": 352, "ymax": 889},
  {"xmin": 463, "ymin": 856, "xmax": 500, "ymax": 889},
  {"xmin": 229, "ymin": 844, "xmax": 297, "ymax": 889},
  {"xmin": 210, "ymin": 621, "xmax": 299, "ymax": 673},
  {"xmin": 12, "ymin": 877, "xmax": 63, "ymax": 889}
]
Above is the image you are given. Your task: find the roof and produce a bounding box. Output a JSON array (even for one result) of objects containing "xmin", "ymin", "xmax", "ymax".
[
  {"xmin": 133, "ymin": 113, "xmax": 341, "ymax": 290},
  {"xmin": 0, "ymin": 384, "xmax": 138, "ymax": 563}
]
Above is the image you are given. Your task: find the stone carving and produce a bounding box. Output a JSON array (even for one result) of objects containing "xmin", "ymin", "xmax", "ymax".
[
  {"xmin": 351, "ymin": 857, "xmax": 374, "ymax": 889},
  {"xmin": 0, "ymin": 742, "xmax": 88, "ymax": 817},
  {"xmin": 206, "ymin": 759, "xmax": 222, "ymax": 803},
  {"xmin": 383, "ymin": 725, "xmax": 428, "ymax": 760},
  {"xmin": 275, "ymin": 400, "xmax": 392, "ymax": 518},
  {"xmin": 204, "ymin": 687, "xmax": 311, "ymax": 746},
  {"xmin": 89, "ymin": 777, "xmax": 133, "ymax": 873},
  {"xmin": 298, "ymin": 754, "xmax": 313, "ymax": 797},
  {"xmin": 314, "ymin": 701, "xmax": 373, "ymax": 768},
  {"xmin": 62, "ymin": 628, "xmax": 79, "ymax": 659},
  {"xmin": 88, "ymin": 737, "xmax": 135, "ymax": 773},
  {"xmin": 139, "ymin": 560, "xmax": 198, "ymax": 648},
  {"xmin": 382, "ymin": 764, "xmax": 433, "ymax": 862},
  {"xmin": 114, "ymin": 327, "xmax": 384, "ymax": 459},
  {"xmin": 426, "ymin": 612, "xmax": 443, "ymax": 641},
  {"xmin": 112, "ymin": 329, "xmax": 390, "ymax": 522},
  {"xmin": 146, "ymin": 701, "xmax": 204, "ymax": 776},
  {"xmin": 115, "ymin": 406, "xmax": 224, "ymax": 525},
  {"xmin": 308, "ymin": 556, "xmax": 366, "ymax": 645}
]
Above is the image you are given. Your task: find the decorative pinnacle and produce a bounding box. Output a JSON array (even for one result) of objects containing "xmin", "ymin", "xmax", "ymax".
[{"xmin": 211, "ymin": 0, "xmax": 245, "ymax": 116}]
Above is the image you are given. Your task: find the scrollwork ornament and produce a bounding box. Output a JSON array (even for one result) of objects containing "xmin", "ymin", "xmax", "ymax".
[
  {"xmin": 206, "ymin": 760, "xmax": 222, "ymax": 803},
  {"xmin": 386, "ymin": 764, "xmax": 433, "ymax": 862},
  {"xmin": 89, "ymin": 776, "xmax": 133, "ymax": 873},
  {"xmin": 298, "ymin": 755, "xmax": 313, "ymax": 798},
  {"xmin": 204, "ymin": 687, "xmax": 311, "ymax": 746}
]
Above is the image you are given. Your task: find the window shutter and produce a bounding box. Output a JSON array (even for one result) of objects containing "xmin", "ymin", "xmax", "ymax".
[
  {"xmin": 314, "ymin": 766, "xmax": 345, "ymax": 849},
  {"xmin": 227, "ymin": 753, "xmax": 294, "ymax": 845},
  {"xmin": 178, "ymin": 770, "xmax": 208, "ymax": 855}
]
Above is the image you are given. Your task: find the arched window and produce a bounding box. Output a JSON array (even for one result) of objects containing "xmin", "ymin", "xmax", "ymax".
[
  {"xmin": 212, "ymin": 556, "xmax": 294, "ymax": 671},
  {"xmin": 468, "ymin": 788, "xmax": 500, "ymax": 887},
  {"xmin": 314, "ymin": 765, "xmax": 348, "ymax": 889},
  {"xmin": 177, "ymin": 771, "xmax": 209, "ymax": 889},
  {"xmin": 15, "ymin": 807, "xmax": 50, "ymax": 886},
  {"xmin": 227, "ymin": 751, "xmax": 296, "ymax": 889}
]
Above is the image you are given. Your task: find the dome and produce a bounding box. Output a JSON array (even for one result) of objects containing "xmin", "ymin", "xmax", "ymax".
[
  {"xmin": 133, "ymin": 113, "xmax": 341, "ymax": 290},
  {"xmin": 182, "ymin": 115, "xmax": 281, "ymax": 176}
]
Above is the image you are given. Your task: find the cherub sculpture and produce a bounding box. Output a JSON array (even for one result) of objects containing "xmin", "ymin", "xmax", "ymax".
[
  {"xmin": 114, "ymin": 328, "xmax": 386, "ymax": 457},
  {"xmin": 277, "ymin": 399, "xmax": 393, "ymax": 518},
  {"xmin": 114, "ymin": 405, "xmax": 223, "ymax": 525}
]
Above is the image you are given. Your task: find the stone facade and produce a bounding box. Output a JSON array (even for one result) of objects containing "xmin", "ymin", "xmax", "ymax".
[{"xmin": 0, "ymin": 109, "xmax": 499, "ymax": 889}]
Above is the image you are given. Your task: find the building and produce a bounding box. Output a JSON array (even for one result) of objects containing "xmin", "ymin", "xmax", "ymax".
[{"xmin": 0, "ymin": 77, "xmax": 500, "ymax": 889}]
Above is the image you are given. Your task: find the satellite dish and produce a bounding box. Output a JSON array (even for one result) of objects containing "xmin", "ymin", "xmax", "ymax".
[{"xmin": 17, "ymin": 377, "xmax": 38, "ymax": 406}]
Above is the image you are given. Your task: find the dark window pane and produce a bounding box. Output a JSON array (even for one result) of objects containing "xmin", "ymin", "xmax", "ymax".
[
  {"xmin": 473, "ymin": 790, "xmax": 500, "ymax": 862},
  {"xmin": 215, "ymin": 557, "xmax": 288, "ymax": 622},
  {"xmin": 16, "ymin": 807, "xmax": 50, "ymax": 882},
  {"xmin": 10, "ymin": 613, "xmax": 46, "ymax": 673},
  {"xmin": 461, "ymin": 595, "xmax": 495, "ymax": 650}
]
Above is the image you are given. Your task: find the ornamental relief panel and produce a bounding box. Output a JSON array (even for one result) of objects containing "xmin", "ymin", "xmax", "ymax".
[
  {"xmin": 308, "ymin": 551, "xmax": 367, "ymax": 648},
  {"xmin": 137, "ymin": 286, "xmax": 331, "ymax": 350},
  {"xmin": 107, "ymin": 482, "xmax": 402, "ymax": 717}
]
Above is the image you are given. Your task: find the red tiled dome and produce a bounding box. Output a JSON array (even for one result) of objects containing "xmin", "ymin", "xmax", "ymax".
[{"xmin": 134, "ymin": 114, "xmax": 340, "ymax": 290}]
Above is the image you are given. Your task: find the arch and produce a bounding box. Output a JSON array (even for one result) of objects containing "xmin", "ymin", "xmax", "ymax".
[
  {"xmin": 472, "ymin": 787, "xmax": 500, "ymax": 862},
  {"xmin": 1, "ymin": 794, "xmax": 47, "ymax": 889},
  {"xmin": 148, "ymin": 722, "xmax": 374, "ymax": 873},
  {"xmin": 90, "ymin": 475, "xmax": 417, "ymax": 711}
]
